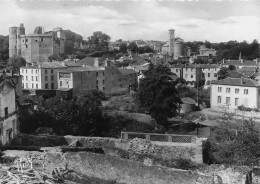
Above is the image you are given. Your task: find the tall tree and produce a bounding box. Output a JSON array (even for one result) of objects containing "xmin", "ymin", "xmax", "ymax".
[
  {"xmin": 119, "ymin": 43, "xmax": 128, "ymax": 53},
  {"xmin": 135, "ymin": 64, "xmax": 181, "ymax": 127},
  {"xmin": 127, "ymin": 42, "xmax": 139, "ymax": 53},
  {"xmin": 7, "ymin": 56, "xmax": 26, "ymax": 72},
  {"xmin": 88, "ymin": 31, "xmax": 111, "ymax": 52}
]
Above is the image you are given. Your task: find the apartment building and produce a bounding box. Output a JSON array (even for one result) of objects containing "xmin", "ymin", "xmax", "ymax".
[
  {"xmin": 20, "ymin": 62, "xmax": 66, "ymax": 90},
  {"xmin": 200, "ymin": 64, "xmax": 220, "ymax": 85},
  {"xmin": 0, "ymin": 79, "xmax": 18, "ymax": 145},
  {"xmin": 57, "ymin": 67, "xmax": 97, "ymax": 97},
  {"xmin": 170, "ymin": 64, "xmax": 204, "ymax": 87},
  {"xmin": 211, "ymin": 77, "xmax": 260, "ymax": 112}
]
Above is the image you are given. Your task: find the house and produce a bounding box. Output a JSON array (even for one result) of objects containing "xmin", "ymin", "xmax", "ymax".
[
  {"xmin": 180, "ymin": 97, "xmax": 197, "ymax": 113},
  {"xmin": 222, "ymin": 59, "xmax": 259, "ymax": 69},
  {"xmin": 170, "ymin": 64, "xmax": 204, "ymax": 88},
  {"xmin": 200, "ymin": 64, "xmax": 220, "ymax": 85},
  {"xmin": 117, "ymin": 69, "xmax": 138, "ymax": 90},
  {"xmin": 20, "ymin": 62, "xmax": 67, "ymax": 91},
  {"xmin": 57, "ymin": 67, "xmax": 97, "ymax": 98},
  {"xmin": 210, "ymin": 77, "xmax": 260, "ymax": 112},
  {"xmin": 0, "ymin": 79, "xmax": 19, "ymax": 145}
]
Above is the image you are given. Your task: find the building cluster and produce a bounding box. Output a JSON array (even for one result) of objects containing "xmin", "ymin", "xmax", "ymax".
[{"xmin": 9, "ymin": 23, "xmax": 65, "ymax": 63}]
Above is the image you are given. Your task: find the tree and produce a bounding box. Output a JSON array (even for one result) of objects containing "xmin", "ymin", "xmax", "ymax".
[
  {"xmin": 135, "ymin": 64, "xmax": 181, "ymax": 127},
  {"xmin": 7, "ymin": 56, "xmax": 26, "ymax": 72},
  {"xmin": 119, "ymin": 43, "xmax": 128, "ymax": 53},
  {"xmin": 88, "ymin": 31, "xmax": 111, "ymax": 52},
  {"xmin": 127, "ymin": 42, "xmax": 139, "ymax": 53},
  {"xmin": 63, "ymin": 30, "xmax": 83, "ymax": 55},
  {"xmin": 217, "ymin": 65, "xmax": 241, "ymax": 80},
  {"xmin": 138, "ymin": 45, "xmax": 154, "ymax": 54}
]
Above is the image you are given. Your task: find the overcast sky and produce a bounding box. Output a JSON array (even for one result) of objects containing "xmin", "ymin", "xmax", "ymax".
[{"xmin": 1, "ymin": 0, "xmax": 260, "ymax": 43}]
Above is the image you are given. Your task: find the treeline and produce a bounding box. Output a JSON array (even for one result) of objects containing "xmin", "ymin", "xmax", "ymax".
[{"xmin": 184, "ymin": 40, "xmax": 260, "ymax": 61}]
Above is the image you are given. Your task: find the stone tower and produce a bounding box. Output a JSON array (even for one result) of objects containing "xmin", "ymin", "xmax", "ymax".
[
  {"xmin": 9, "ymin": 23, "xmax": 25, "ymax": 58},
  {"xmin": 169, "ymin": 29, "xmax": 175, "ymax": 56}
]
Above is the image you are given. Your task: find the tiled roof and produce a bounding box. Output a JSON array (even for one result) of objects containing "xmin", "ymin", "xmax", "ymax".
[
  {"xmin": 63, "ymin": 61, "xmax": 82, "ymax": 67},
  {"xmin": 211, "ymin": 77, "xmax": 259, "ymax": 87},
  {"xmin": 58, "ymin": 67, "xmax": 97, "ymax": 73},
  {"xmin": 118, "ymin": 69, "xmax": 136, "ymax": 75},
  {"xmin": 77, "ymin": 57, "xmax": 106, "ymax": 67},
  {"xmin": 223, "ymin": 60, "xmax": 259, "ymax": 66},
  {"xmin": 238, "ymin": 67, "xmax": 258, "ymax": 78},
  {"xmin": 170, "ymin": 64, "xmax": 220, "ymax": 69},
  {"xmin": 181, "ymin": 97, "xmax": 196, "ymax": 105},
  {"xmin": 21, "ymin": 62, "xmax": 66, "ymax": 69}
]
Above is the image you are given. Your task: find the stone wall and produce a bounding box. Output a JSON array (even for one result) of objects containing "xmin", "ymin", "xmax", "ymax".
[{"xmin": 14, "ymin": 134, "xmax": 203, "ymax": 163}]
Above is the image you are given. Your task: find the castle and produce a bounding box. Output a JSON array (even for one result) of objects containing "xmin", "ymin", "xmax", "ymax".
[{"xmin": 9, "ymin": 23, "xmax": 65, "ymax": 63}]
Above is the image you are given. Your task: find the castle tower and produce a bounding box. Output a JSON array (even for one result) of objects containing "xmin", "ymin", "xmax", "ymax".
[
  {"xmin": 169, "ymin": 29, "xmax": 175, "ymax": 56},
  {"xmin": 9, "ymin": 23, "xmax": 25, "ymax": 58},
  {"xmin": 16, "ymin": 23, "xmax": 25, "ymax": 57}
]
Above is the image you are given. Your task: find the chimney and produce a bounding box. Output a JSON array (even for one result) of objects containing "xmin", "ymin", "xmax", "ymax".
[
  {"xmin": 222, "ymin": 59, "xmax": 225, "ymax": 64},
  {"xmin": 94, "ymin": 58, "xmax": 99, "ymax": 67},
  {"xmin": 241, "ymin": 59, "xmax": 244, "ymax": 64},
  {"xmin": 105, "ymin": 58, "xmax": 110, "ymax": 67},
  {"xmin": 241, "ymin": 77, "xmax": 244, "ymax": 85},
  {"xmin": 2, "ymin": 69, "xmax": 6, "ymax": 79}
]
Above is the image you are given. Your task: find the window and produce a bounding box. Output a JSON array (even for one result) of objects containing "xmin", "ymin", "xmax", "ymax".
[
  {"xmin": 22, "ymin": 83, "xmax": 24, "ymax": 88},
  {"xmin": 51, "ymin": 69, "xmax": 53, "ymax": 74},
  {"xmin": 214, "ymin": 73, "xmax": 217, "ymax": 77},
  {"xmin": 226, "ymin": 97, "xmax": 230, "ymax": 105},
  {"xmin": 32, "ymin": 76, "xmax": 34, "ymax": 81},
  {"xmin": 217, "ymin": 96, "xmax": 221, "ymax": 103},
  {"xmin": 25, "ymin": 39, "xmax": 28, "ymax": 42},
  {"xmin": 45, "ymin": 70, "xmax": 47, "ymax": 74},
  {"xmin": 208, "ymin": 68, "xmax": 210, "ymax": 71},
  {"xmin": 208, "ymin": 73, "xmax": 210, "ymax": 77},
  {"xmin": 176, "ymin": 69, "xmax": 178, "ymax": 72},
  {"xmin": 226, "ymin": 88, "xmax": 230, "ymax": 93},
  {"xmin": 4, "ymin": 107, "xmax": 8, "ymax": 119},
  {"xmin": 41, "ymin": 38, "xmax": 43, "ymax": 42},
  {"xmin": 191, "ymin": 74, "xmax": 193, "ymax": 78},
  {"xmin": 96, "ymin": 72, "xmax": 98, "ymax": 77},
  {"xmin": 26, "ymin": 45, "xmax": 28, "ymax": 48},
  {"xmin": 32, "ymin": 84, "xmax": 34, "ymax": 88},
  {"xmin": 39, "ymin": 45, "xmax": 41, "ymax": 47},
  {"xmin": 45, "ymin": 83, "xmax": 48, "ymax": 89},
  {"xmin": 60, "ymin": 81, "xmax": 62, "ymax": 86},
  {"xmin": 51, "ymin": 83, "xmax": 54, "ymax": 89},
  {"xmin": 26, "ymin": 83, "xmax": 28, "ymax": 88},
  {"xmin": 235, "ymin": 98, "xmax": 239, "ymax": 106},
  {"xmin": 235, "ymin": 88, "xmax": 239, "ymax": 94},
  {"xmin": 244, "ymin": 89, "xmax": 248, "ymax": 95},
  {"xmin": 36, "ymin": 70, "xmax": 37, "ymax": 74},
  {"xmin": 31, "ymin": 69, "xmax": 33, "ymax": 74},
  {"xmin": 51, "ymin": 76, "xmax": 54, "ymax": 81},
  {"xmin": 103, "ymin": 80, "xmax": 104, "ymax": 84},
  {"xmin": 96, "ymin": 80, "xmax": 98, "ymax": 85},
  {"xmin": 35, "ymin": 39, "xmax": 37, "ymax": 42},
  {"xmin": 26, "ymin": 69, "xmax": 27, "ymax": 73},
  {"xmin": 22, "ymin": 69, "xmax": 23, "ymax": 73},
  {"xmin": 36, "ymin": 84, "xmax": 38, "ymax": 89},
  {"xmin": 45, "ymin": 76, "xmax": 48, "ymax": 81},
  {"xmin": 103, "ymin": 71, "xmax": 104, "ymax": 76},
  {"xmin": 218, "ymin": 87, "xmax": 222, "ymax": 92},
  {"xmin": 103, "ymin": 87, "xmax": 105, "ymax": 91},
  {"xmin": 26, "ymin": 76, "xmax": 28, "ymax": 81},
  {"xmin": 36, "ymin": 76, "xmax": 38, "ymax": 81}
]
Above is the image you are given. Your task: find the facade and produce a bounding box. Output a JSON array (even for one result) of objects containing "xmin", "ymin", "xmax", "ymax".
[
  {"xmin": 199, "ymin": 45, "xmax": 216, "ymax": 57},
  {"xmin": 57, "ymin": 67, "xmax": 97, "ymax": 97},
  {"xmin": 210, "ymin": 78, "xmax": 260, "ymax": 112},
  {"xmin": 20, "ymin": 62, "xmax": 66, "ymax": 91},
  {"xmin": 170, "ymin": 64, "xmax": 204, "ymax": 87},
  {"xmin": 9, "ymin": 24, "xmax": 65, "ymax": 63},
  {"xmin": 117, "ymin": 69, "xmax": 138, "ymax": 90},
  {"xmin": 200, "ymin": 64, "xmax": 220, "ymax": 85},
  {"xmin": 173, "ymin": 37, "xmax": 184, "ymax": 59},
  {"xmin": 0, "ymin": 80, "xmax": 18, "ymax": 145},
  {"xmin": 169, "ymin": 29, "xmax": 175, "ymax": 56}
]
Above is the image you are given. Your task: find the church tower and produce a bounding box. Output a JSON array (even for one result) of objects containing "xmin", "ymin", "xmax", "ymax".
[{"xmin": 169, "ymin": 29, "xmax": 175, "ymax": 56}]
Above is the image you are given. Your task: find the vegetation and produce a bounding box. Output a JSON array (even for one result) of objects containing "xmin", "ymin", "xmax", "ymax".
[
  {"xmin": 204, "ymin": 111, "xmax": 260, "ymax": 166},
  {"xmin": 217, "ymin": 65, "xmax": 242, "ymax": 80},
  {"xmin": 88, "ymin": 31, "xmax": 111, "ymax": 52},
  {"xmin": 0, "ymin": 35, "xmax": 8, "ymax": 64},
  {"xmin": 135, "ymin": 64, "xmax": 181, "ymax": 127},
  {"xmin": 127, "ymin": 42, "xmax": 139, "ymax": 54},
  {"xmin": 7, "ymin": 56, "xmax": 26, "ymax": 72}
]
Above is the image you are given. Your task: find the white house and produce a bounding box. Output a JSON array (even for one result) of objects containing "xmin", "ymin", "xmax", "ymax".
[
  {"xmin": 210, "ymin": 77, "xmax": 260, "ymax": 112},
  {"xmin": 0, "ymin": 79, "xmax": 18, "ymax": 145}
]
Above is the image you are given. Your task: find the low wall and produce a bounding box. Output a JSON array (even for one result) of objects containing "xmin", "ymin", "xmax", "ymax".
[{"xmin": 14, "ymin": 134, "xmax": 203, "ymax": 163}]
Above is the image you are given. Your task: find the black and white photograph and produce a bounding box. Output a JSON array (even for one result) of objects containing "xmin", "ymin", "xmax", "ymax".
[{"xmin": 0, "ymin": 0, "xmax": 260, "ymax": 183}]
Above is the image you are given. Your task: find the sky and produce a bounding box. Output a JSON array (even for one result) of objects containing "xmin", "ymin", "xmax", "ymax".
[{"xmin": 0, "ymin": 0, "xmax": 260, "ymax": 43}]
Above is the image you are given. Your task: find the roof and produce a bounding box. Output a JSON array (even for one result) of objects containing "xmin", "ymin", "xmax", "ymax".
[
  {"xmin": 223, "ymin": 60, "xmax": 259, "ymax": 67},
  {"xmin": 170, "ymin": 64, "xmax": 220, "ymax": 69},
  {"xmin": 181, "ymin": 97, "xmax": 196, "ymax": 105},
  {"xmin": 58, "ymin": 67, "xmax": 97, "ymax": 73},
  {"xmin": 118, "ymin": 69, "xmax": 136, "ymax": 75},
  {"xmin": 211, "ymin": 77, "xmax": 259, "ymax": 87},
  {"xmin": 63, "ymin": 61, "xmax": 82, "ymax": 67},
  {"xmin": 21, "ymin": 62, "xmax": 66, "ymax": 69},
  {"xmin": 77, "ymin": 57, "xmax": 106, "ymax": 67},
  {"xmin": 237, "ymin": 67, "xmax": 258, "ymax": 78}
]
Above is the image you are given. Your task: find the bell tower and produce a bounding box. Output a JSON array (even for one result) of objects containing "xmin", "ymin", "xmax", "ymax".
[{"xmin": 169, "ymin": 29, "xmax": 175, "ymax": 57}]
